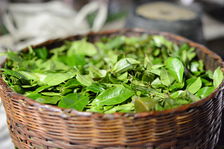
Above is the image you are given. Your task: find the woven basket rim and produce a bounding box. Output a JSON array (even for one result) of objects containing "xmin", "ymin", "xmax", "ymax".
[{"xmin": 0, "ymin": 28, "xmax": 223, "ymax": 118}]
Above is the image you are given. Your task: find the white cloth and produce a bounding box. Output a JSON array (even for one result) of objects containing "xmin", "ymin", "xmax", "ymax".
[
  {"xmin": 0, "ymin": 103, "xmax": 14, "ymax": 149},
  {"xmin": 0, "ymin": 0, "xmax": 107, "ymax": 51}
]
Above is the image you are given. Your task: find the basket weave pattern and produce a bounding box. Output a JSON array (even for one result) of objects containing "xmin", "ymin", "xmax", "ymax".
[{"xmin": 1, "ymin": 29, "xmax": 224, "ymax": 149}]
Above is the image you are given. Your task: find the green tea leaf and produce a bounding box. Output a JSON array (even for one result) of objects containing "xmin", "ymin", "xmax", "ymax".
[
  {"xmin": 165, "ymin": 57, "xmax": 184, "ymax": 83},
  {"xmin": 65, "ymin": 54, "xmax": 86, "ymax": 67},
  {"xmin": 105, "ymin": 36, "xmax": 125, "ymax": 49},
  {"xmin": 41, "ymin": 92, "xmax": 61, "ymax": 96},
  {"xmin": 86, "ymin": 83, "xmax": 105, "ymax": 93},
  {"xmin": 68, "ymin": 39, "xmax": 97, "ymax": 56},
  {"xmin": 206, "ymin": 70, "xmax": 213, "ymax": 80},
  {"xmin": 160, "ymin": 68, "xmax": 172, "ymax": 86},
  {"xmin": 105, "ymin": 103, "xmax": 134, "ymax": 113},
  {"xmin": 19, "ymin": 71, "xmax": 76, "ymax": 86},
  {"xmin": 187, "ymin": 77, "xmax": 202, "ymax": 94},
  {"xmin": 58, "ymin": 93, "xmax": 89, "ymax": 111},
  {"xmin": 117, "ymin": 72, "xmax": 128, "ymax": 81},
  {"xmin": 42, "ymin": 72, "xmax": 76, "ymax": 86},
  {"xmin": 186, "ymin": 77, "xmax": 197, "ymax": 86},
  {"xmin": 152, "ymin": 36, "xmax": 172, "ymax": 49},
  {"xmin": 213, "ymin": 67, "xmax": 223, "ymax": 88},
  {"xmin": 170, "ymin": 90, "xmax": 185, "ymax": 98},
  {"xmin": 89, "ymin": 65, "xmax": 107, "ymax": 78},
  {"xmin": 151, "ymin": 78, "xmax": 164, "ymax": 89},
  {"xmin": 196, "ymin": 87, "xmax": 215, "ymax": 98},
  {"xmin": 63, "ymin": 79, "xmax": 81, "ymax": 89},
  {"xmin": 26, "ymin": 93, "xmax": 42, "ymax": 99},
  {"xmin": 25, "ymin": 85, "xmax": 51, "ymax": 96},
  {"xmin": 94, "ymin": 85, "xmax": 134, "ymax": 106},
  {"xmin": 1, "ymin": 69, "xmax": 27, "ymax": 80},
  {"xmin": 169, "ymin": 81, "xmax": 184, "ymax": 91},
  {"xmin": 1, "ymin": 51, "xmax": 22, "ymax": 62},
  {"xmin": 39, "ymin": 59, "xmax": 70, "ymax": 71},
  {"xmin": 76, "ymin": 74, "xmax": 93, "ymax": 86},
  {"xmin": 112, "ymin": 58, "xmax": 140, "ymax": 73},
  {"xmin": 36, "ymin": 96, "xmax": 61, "ymax": 104},
  {"xmin": 133, "ymin": 96, "xmax": 157, "ymax": 112},
  {"xmin": 34, "ymin": 48, "xmax": 48, "ymax": 60}
]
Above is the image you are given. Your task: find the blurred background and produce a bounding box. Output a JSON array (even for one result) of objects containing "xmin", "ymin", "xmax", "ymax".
[{"xmin": 0, "ymin": 0, "xmax": 223, "ymax": 149}]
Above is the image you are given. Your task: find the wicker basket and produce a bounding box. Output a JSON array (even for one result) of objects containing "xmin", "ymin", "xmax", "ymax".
[{"xmin": 1, "ymin": 29, "xmax": 224, "ymax": 149}]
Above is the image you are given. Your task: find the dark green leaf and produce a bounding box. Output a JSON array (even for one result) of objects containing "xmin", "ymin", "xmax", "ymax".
[
  {"xmin": 1, "ymin": 69, "xmax": 27, "ymax": 80},
  {"xmin": 63, "ymin": 79, "xmax": 81, "ymax": 88},
  {"xmin": 169, "ymin": 82, "xmax": 184, "ymax": 91},
  {"xmin": 93, "ymin": 85, "xmax": 134, "ymax": 106},
  {"xmin": 58, "ymin": 93, "xmax": 89, "ymax": 111},
  {"xmin": 34, "ymin": 48, "xmax": 48, "ymax": 60},
  {"xmin": 36, "ymin": 96, "xmax": 61, "ymax": 104},
  {"xmin": 133, "ymin": 96, "xmax": 157, "ymax": 112}
]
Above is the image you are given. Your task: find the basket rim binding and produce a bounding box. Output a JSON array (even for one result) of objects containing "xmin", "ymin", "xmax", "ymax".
[{"xmin": 0, "ymin": 28, "xmax": 223, "ymax": 118}]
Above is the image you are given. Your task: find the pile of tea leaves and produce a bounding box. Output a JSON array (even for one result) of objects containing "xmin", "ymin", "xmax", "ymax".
[{"xmin": 1, "ymin": 35, "xmax": 223, "ymax": 113}]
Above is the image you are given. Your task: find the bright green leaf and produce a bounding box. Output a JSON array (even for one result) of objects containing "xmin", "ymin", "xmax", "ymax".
[
  {"xmin": 112, "ymin": 58, "xmax": 140, "ymax": 73},
  {"xmin": 76, "ymin": 74, "xmax": 93, "ymax": 86},
  {"xmin": 165, "ymin": 57, "xmax": 184, "ymax": 83},
  {"xmin": 187, "ymin": 77, "xmax": 202, "ymax": 94},
  {"xmin": 160, "ymin": 68, "xmax": 172, "ymax": 86},
  {"xmin": 213, "ymin": 67, "xmax": 223, "ymax": 88},
  {"xmin": 196, "ymin": 87, "xmax": 215, "ymax": 98},
  {"xmin": 68, "ymin": 39, "xmax": 97, "ymax": 56}
]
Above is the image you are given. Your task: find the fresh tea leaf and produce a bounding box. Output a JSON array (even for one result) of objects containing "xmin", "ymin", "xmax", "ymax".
[
  {"xmin": 58, "ymin": 93, "xmax": 89, "ymax": 111},
  {"xmin": 1, "ymin": 69, "xmax": 27, "ymax": 80},
  {"xmin": 133, "ymin": 96, "xmax": 157, "ymax": 112},
  {"xmin": 112, "ymin": 58, "xmax": 140, "ymax": 73},
  {"xmin": 105, "ymin": 103, "xmax": 134, "ymax": 113},
  {"xmin": 68, "ymin": 39, "xmax": 97, "ymax": 56},
  {"xmin": 36, "ymin": 96, "xmax": 61, "ymax": 104},
  {"xmin": 165, "ymin": 57, "xmax": 184, "ymax": 83},
  {"xmin": 76, "ymin": 74, "xmax": 93, "ymax": 86},
  {"xmin": 19, "ymin": 71, "xmax": 76, "ymax": 86},
  {"xmin": 196, "ymin": 87, "xmax": 215, "ymax": 98},
  {"xmin": 94, "ymin": 85, "xmax": 134, "ymax": 106},
  {"xmin": 34, "ymin": 48, "xmax": 48, "ymax": 60},
  {"xmin": 213, "ymin": 67, "xmax": 223, "ymax": 88},
  {"xmin": 187, "ymin": 77, "xmax": 202, "ymax": 94},
  {"xmin": 160, "ymin": 68, "xmax": 172, "ymax": 86}
]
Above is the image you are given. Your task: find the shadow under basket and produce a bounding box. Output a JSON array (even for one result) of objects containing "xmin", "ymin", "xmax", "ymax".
[{"xmin": 1, "ymin": 29, "xmax": 224, "ymax": 149}]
